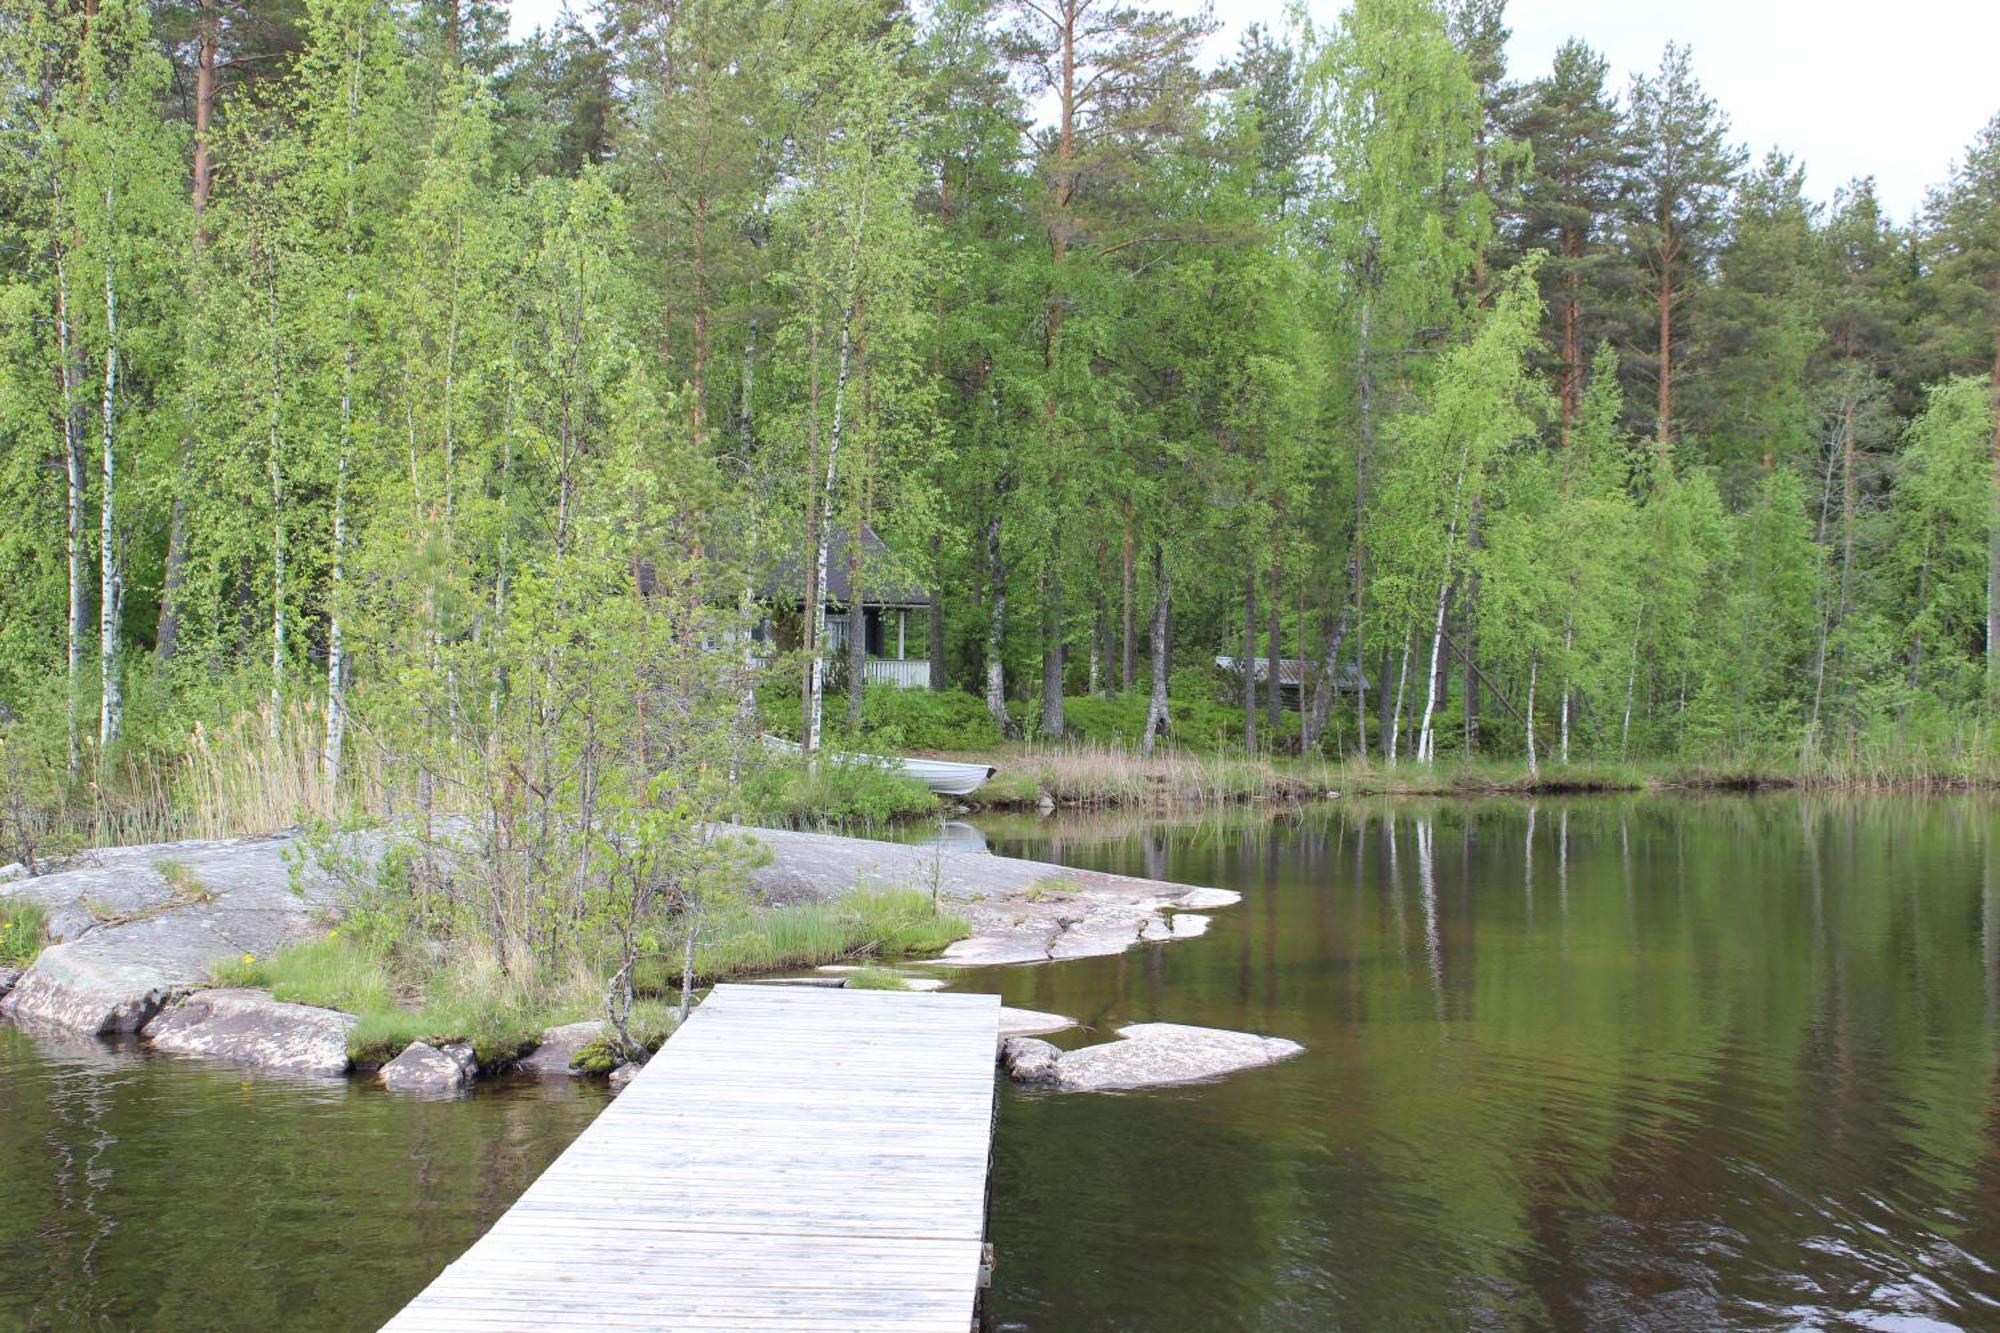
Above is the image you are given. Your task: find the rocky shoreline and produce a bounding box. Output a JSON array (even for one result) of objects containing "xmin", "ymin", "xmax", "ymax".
[{"xmin": 1, "ymin": 823, "xmax": 1300, "ymax": 1096}]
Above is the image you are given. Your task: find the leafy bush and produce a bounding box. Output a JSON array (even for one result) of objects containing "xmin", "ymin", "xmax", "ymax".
[
  {"xmin": 759, "ymin": 686, "xmax": 1003, "ymax": 752},
  {"xmin": 737, "ymin": 757, "xmax": 937, "ymax": 827},
  {"xmin": 1060, "ymin": 671, "xmax": 1245, "ymax": 750},
  {"xmin": 0, "ymin": 899, "xmax": 47, "ymax": 966}
]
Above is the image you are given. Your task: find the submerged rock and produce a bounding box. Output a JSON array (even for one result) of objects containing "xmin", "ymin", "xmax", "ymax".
[
  {"xmin": 1002, "ymin": 1022, "xmax": 1303, "ymax": 1093},
  {"xmin": 516, "ymin": 1021, "xmax": 604, "ymax": 1077},
  {"xmin": 380, "ymin": 1040, "xmax": 478, "ymax": 1095},
  {"xmin": 997, "ymin": 1006, "xmax": 1076, "ymax": 1040},
  {"xmin": 142, "ymin": 988, "xmax": 356, "ymax": 1077}
]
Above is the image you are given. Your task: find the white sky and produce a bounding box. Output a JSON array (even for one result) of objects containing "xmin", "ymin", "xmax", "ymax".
[{"xmin": 503, "ymin": 0, "xmax": 2000, "ymax": 221}]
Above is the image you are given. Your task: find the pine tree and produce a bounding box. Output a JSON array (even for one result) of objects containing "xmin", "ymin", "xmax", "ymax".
[
  {"xmin": 1512, "ymin": 39, "xmax": 1626, "ymax": 445},
  {"xmin": 1623, "ymin": 43, "xmax": 1743, "ymax": 461}
]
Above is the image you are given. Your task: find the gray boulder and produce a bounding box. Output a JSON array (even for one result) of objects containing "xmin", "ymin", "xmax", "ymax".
[
  {"xmin": 380, "ymin": 1040, "xmax": 478, "ymax": 1095},
  {"xmin": 608, "ymin": 1062, "xmax": 641, "ymax": 1094},
  {"xmin": 516, "ymin": 1021, "xmax": 604, "ymax": 1077},
  {"xmin": 1000, "ymin": 1036, "xmax": 1063, "ymax": 1086},
  {"xmin": 1003, "ymin": 1022, "xmax": 1302, "ymax": 1093},
  {"xmin": 141, "ymin": 988, "xmax": 356, "ymax": 1077},
  {"xmin": 0, "ymin": 832, "xmax": 379, "ymax": 1037}
]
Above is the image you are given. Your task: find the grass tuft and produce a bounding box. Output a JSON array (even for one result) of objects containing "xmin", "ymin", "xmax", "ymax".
[
  {"xmin": 0, "ymin": 899, "xmax": 47, "ymax": 966},
  {"xmin": 842, "ymin": 966, "xmax": 912, "ymax": 991}
]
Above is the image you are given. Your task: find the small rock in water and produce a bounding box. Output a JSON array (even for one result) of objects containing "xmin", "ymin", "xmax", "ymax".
[
  {"xmin": 1001, "ymin": 1022, "xmax": 1303, "ymax": 1093},
  {"xmin": 380, "ymin": 1040, "xmax": 478, "ymax": 1095},
  {"xmin": 997, "ymin": 1006, "xmax": 1075, "ymax": 1039},
  {"xmin": 608, "ymin": 1062, "xmax": 641, "ymax": 1095},
  {"xmin": 1173, "ymin": 888, "xmax": 1241, "ymax": 910},
  {"xmin": 1000, "ymin": 1036, "xmax": 1063, "ymax": 1086},
  {"xmin": 1169, "ymin": 913, "xmax": 1211, "ymax": 939},
  {"xmin": 142, "ymin": 988, "xmax": 357, "ymax": 1077},
  {"xmin": 1139, "ymin": 917, "xmax": 1172, "ymax": 942},
  {"xmin": 516, "ymin": 1020, "xmax": 605, "ymax": 1077}
]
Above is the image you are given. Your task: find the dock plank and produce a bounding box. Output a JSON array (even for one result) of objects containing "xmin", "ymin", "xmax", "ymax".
[{"xmin": 383, "ymin": 984, "xmax": 1001, "ymax": 1333}]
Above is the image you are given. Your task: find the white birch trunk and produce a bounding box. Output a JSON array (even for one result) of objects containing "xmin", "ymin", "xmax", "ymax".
[
  {"xmin": 806, "ymin": 189, "xmax": 868, "ymax": 760},
  {"xmin": 98, "ymin": 195, "xmax": 121, "ymax": 750},
  {"xmin": 1558, "ymin": 616, "xmax": 1574, "ymax": 766},
  {"xmin": 1387, "ymin": 631, "xmax": 1412, "ymax": 767},
  {"xmin": 1620, "ymin": 602, "xmax": 1644, "ymax": 762},
  {"xmin": 1524, "ymin": 649, "xmax": 1540, "ymax": 780},
  {"xmin": 269, "ymin": 280, "xmax": 284, "ymax": 739},
  {"xmin": 323, "ymin": 41, "xmax": 362, "ymax": 790}
]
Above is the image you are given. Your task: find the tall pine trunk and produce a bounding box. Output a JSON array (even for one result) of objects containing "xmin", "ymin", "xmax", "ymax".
[{"xmin": 158, "ymin": 0, "xmax": 216, "ymax": 664}]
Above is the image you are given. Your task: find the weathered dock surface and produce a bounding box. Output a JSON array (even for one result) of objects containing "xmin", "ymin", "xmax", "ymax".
[{"xmin": 384, "ymin": 983, "xmax": 1003, "ymax": 1332}]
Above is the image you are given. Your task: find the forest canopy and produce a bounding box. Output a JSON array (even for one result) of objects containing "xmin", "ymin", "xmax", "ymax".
[{"xmin": 2, "ymin": 0, "xmax": 1998, "ymax": 836}]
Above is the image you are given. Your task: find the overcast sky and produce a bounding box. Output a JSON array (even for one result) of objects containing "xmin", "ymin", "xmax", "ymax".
[{"xmin": 504, "ymin": 0, "xmax": 1999, "ymax": 221}]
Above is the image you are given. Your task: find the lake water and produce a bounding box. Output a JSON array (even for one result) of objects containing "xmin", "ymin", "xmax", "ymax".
[{"xmin": 4, "ymin": 796, "xmax": 2000, "ymax": 1329}]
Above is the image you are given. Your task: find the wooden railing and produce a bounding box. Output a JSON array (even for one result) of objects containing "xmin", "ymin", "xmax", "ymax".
[{"xmin": 863, "ymin": 658, "xmax": 931, "ymax": 689}]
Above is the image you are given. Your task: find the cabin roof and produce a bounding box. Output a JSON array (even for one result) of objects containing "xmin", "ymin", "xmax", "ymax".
[{"xmin": 762, "ymin": 525, "xmax": 930, "ymax": 608}]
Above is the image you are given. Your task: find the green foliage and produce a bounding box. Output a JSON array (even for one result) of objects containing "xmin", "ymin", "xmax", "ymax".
[
  {"xmin": 0, "ymin": 899, "xmax": 47, "ymax": 966},
  {"xmin": 211, "ymin": 933, "xmax": 554, "ymax": 1067},
  {"xmin": 736, "ymin": 758, "xmax": 938, "ymax": 827},
  {"xmin": 842, "ymin": 966, "xmax": 913, "ymax": 991},
  {"xmin": 629, "ymin": 888, "xmax": 968, "ymax": 988},
  {"xmin": 760, "ymin": 687, "xmax": 1003, "ymax": 753}
]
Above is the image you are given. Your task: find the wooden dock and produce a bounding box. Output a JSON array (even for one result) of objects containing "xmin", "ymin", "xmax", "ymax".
[{"xmin": 384, "ymin": 983, "xmax": 1003, "ymax": 1333}]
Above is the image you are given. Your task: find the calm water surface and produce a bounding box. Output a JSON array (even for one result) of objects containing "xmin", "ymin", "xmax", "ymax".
[
  {"xmin": 3, "ymin": 796, "xmax": 1999, "ymax": 1330},
  {"xmin": 0, "ymin": 1028, "xmax": 604, "ymax": 1329},
  {"xmin": 971, "ymin": 797, "xmax": 2000, "ymax": 1330}
]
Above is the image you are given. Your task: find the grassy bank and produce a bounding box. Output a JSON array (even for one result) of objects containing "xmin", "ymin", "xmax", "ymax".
[
  {"xmin": 211, "ymin": 885, "xmax": 969, "ymax": 1067},
  {"xmin": 956, "ymin": 742, "xmax": 2000, "ymax": 810}
]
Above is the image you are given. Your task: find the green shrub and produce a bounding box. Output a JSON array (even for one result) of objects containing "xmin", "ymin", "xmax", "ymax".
[
  {"xmin": 1059, "ymin": 672, "xmax": 1245, "ymax": 751},
  {"xmin": 759, "ymin": 686, "xmax": 1003, "ymax": 752},
  {"xmin": 0, "ymin": 899, "xmax": 47, "ymax": 966},
  {"xmin": 737, "ymin": 757, "xmax": 937, "ymax": 827}
]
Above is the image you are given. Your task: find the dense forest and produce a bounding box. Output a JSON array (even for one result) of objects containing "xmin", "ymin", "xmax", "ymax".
[{"xmin": 2, "ymin": 0, "xmax": 1999, "ymax": 841}]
